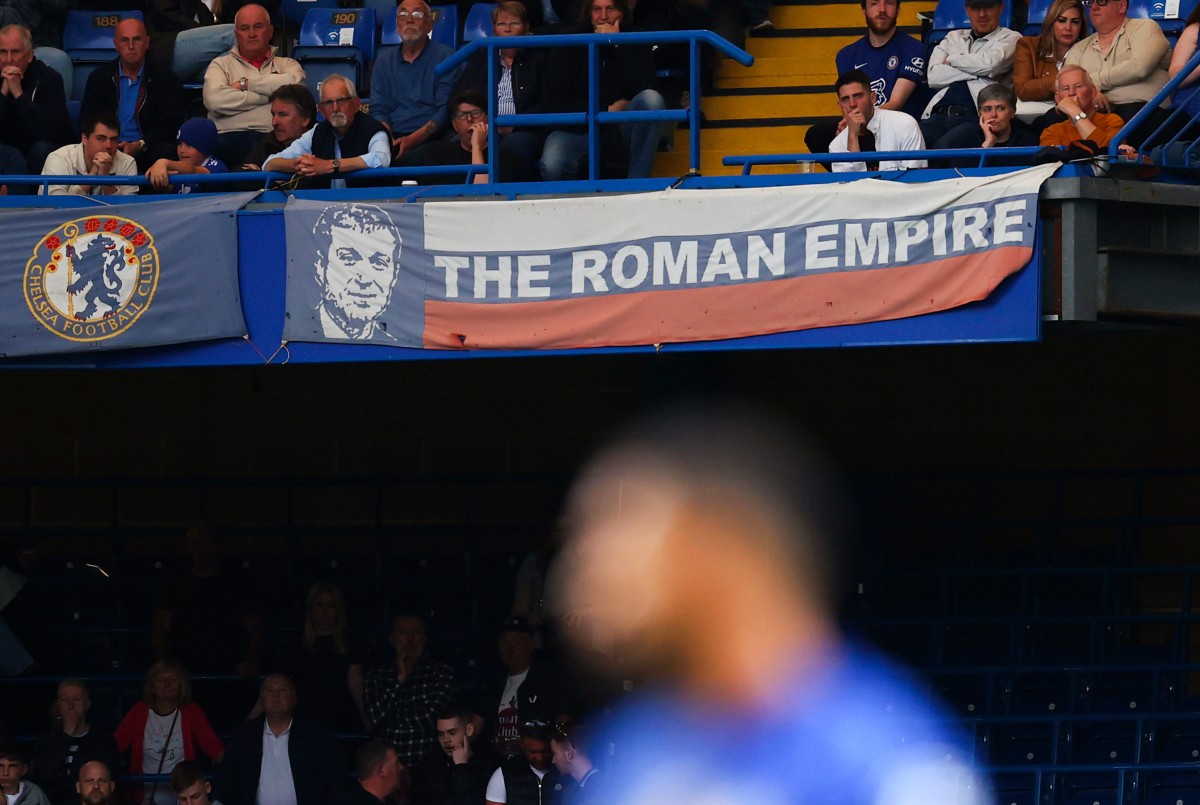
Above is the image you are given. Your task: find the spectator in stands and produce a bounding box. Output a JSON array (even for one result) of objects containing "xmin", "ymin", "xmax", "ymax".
[
  {"xmin": 936, "ymin": 83, "xmax": 1040, "ymax": 164},
  {"xmin": 274, "ymin": 581, "xmax": 367, "ymax": 734},
  {"xmin": 168, "ymin": 763, "xmax": 211, "ymax": 805},
  {"xmin": 239, "ymin": 83, "xmax": 315, "ymax": 171},
  {"xmin": 1064, "ymin": 0, "xmax": 1169, "ymax": 132},
  {"xmin": 212, "ymin": 673, "xmax": 339, "ymax": 805},
  {"xmin": 364, "ymin": 612, "xmax": 455, "ymax": 765},
  {"xmin": 311, "ymin": 204, "xmax": 403, "ymax": 342},
  {"xmin": 483, "ymin": 721, "xmax": 563, "ymax": 805},
  {"xmin": 482, "ymin": 617, "xmax": 564, "ymax": 759},
  {"xmin": 74, "ymin": 762, "xmax": 113, "ymax": 805},
  {"xmin": 146, "ymin": 118, "xmax": 228, "ymax": 194},
  {"xmin": 152, "ymin": 521, "xmax": 265, "ymax": 729},
  {"xmin": 805, "ymin": 0, "xmax": 927, "ymax": 155},
  {"xmin": 546, "ymin": 402, "xmax": 986, "ymax": 804},
  {"xmin": 146, "ymin": 0, "xmax": 235, "ymax": 84},
  {"xmin": 369, "ymin": 0, "xmax": 460, "ymax": 165},
  {"xmin": 0, "ymin": 743, "xmax": 50, "ymax": 805},
  {"xmin": 202, "ymin": 3, "xmax": 304, "ymax": 168},
  {"xmin": 30, "ymin": 680, "xmax": 119, "ymax": 805},
  {"xmin": 346, "ymin": 741, "xmax": 404, "ymax": 805},
  {"xmin": 1039, "ymin": 63, "xmax": 1124, "ymax": 149},
  {"xmin": 410, "ymin": 707, "xmax": 501, "ymax": 805},
  {"xmin": 449, "ymin": 1, "xmax": 548, "ymax": 181},
  {"xmin": 1012, "ymin": 0, "xmax": 1087, "ymax": 126},
  {"xmin": 402, "ymin": 90, "xmax": 522, "ymax": 184},
  {"xmin": 539, "ymin": 0, "xmax": 666, "ymax": 180},
  {"xmin": 113, "ymin": 660, "xmax": 224, "ymax": 805},
  {"xmin": 920, "ymin": 0, "xmax": 1020, "ymax": 147},
  {"xmin": 828, "ymin": 68, "xmax": 927, "ymax": 171},
  {"xmin": 0, "ymin": 23, "xmax": 70, "ymax": 173},
  {"xmin": 39, "ymin": 111, "xmax": 139, "ymax": 196},
  {"xmin": 1168, "ymin": 3, "xmax": 1200, "ymax": 118},
  {"xmin": 262, "ymin": 74, "xmax": 389, "ymax": 189},
  {"xmin": 549, "ymin": 723, "xmax": 603, "ymax": 805},
  {"xmin": 80, "ymin": 18, "xmax": 187, "ymax": 174}
]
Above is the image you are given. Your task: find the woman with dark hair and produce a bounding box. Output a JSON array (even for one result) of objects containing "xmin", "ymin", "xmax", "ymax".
[
  {"xmin": 1013, "ymin": 0, "xmax": 1088, "ymax": 103},
  {"xmin": 1168, "ymin": 3, "xmax": 1200, "ymax": 116},
  {"xmin": 280, "ymin": 582, "xmax": 367, "ymax": 733},
  {"xmin": 112, "ymin": 661, "xmax": 223, "ymax": 805}
]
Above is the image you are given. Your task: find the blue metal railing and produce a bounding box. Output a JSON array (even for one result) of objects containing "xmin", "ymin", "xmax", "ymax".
[
  {"xmin": 436, "ymin": 30, "xmax": 754, "ymax": 181},
  {"xmin": 725, "ymin": 147, "xmax": 1048, "ymax": 175},
  {"xmin": 1112, "ymin": 44, "xmax": 1200, "ymax": 164}
]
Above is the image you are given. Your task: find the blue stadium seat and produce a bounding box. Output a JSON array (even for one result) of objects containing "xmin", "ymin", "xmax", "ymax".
[
  {"xmin": 381, "ymin": 5, "xmax": 459, "ymax": 50},
  {"xmin": 1136, "ymin": 0, "xmax": 1200, "ymax": 41},
  {"xmin": 463, "ymin": 3, "xmax": 497, "ymax": 42},
  {"xmin": 63, "ymin": 9, "xmax": 145, "ymax": 102},
  {"xmin": 1154, "ymin": 718, "xmax": 1200, "ymax": 762},
  {"xmin": 294, "ymin": 6, "xmax": 377, "ymax": 98},
  {"xmin": 988, "ymin": 722, "xmax": 1061, "ymax": 766},
  {"xmin": 1023, "ymin": 0, "xmax": 1055, "ymax": 34},
  {"xmin": 1076, "ymin": 721, "xmax": 1143, "ymax": 764},
  {"xmin": 281, "ymin": 0, "xmax": 342, "ymax": 29}
]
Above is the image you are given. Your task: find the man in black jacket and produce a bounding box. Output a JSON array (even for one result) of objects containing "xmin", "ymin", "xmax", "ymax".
[
  {"xmin": 29, "ymin": 680, "xmax": 119, "ymax": 805},
  {"xmin": 482, "ymin": 617, "xmax": 565, "ymax": 759},
  {"xmin": 80, "ymin": 17, "xmax": 187, "ymax": 173},
  {"xmin": 538, "ymin": 0, "xmax": 665, "ymax": 180},
  {"xmin": 212, "ymin": 674, "xmax": 340, "ymax": 805},
  {"xmin": 262, "ymin": 74, "xmax": 389, "ymax": 189},
  {"xmin": 0, "ymin": 23, "xmax": 70, "ymax": 172},
  {"xmin": 410, "ymin": 707, "xmax": 501, "ymax": 805},
  {"xmin": 345, "ymin": 741, "xmax": 403, "ymax": 805}
]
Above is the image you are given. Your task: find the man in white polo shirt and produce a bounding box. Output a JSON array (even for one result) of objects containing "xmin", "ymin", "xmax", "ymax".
[{"xmin": 212, "ymin": 674, "xmax": 337, "ymax": 805}]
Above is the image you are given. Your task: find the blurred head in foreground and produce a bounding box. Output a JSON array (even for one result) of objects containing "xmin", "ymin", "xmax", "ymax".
[{"xmin": 549, "ymin": 400, "xmax": 845, "ymax": 701}]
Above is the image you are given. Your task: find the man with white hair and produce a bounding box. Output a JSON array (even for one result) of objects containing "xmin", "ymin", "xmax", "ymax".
[
  {"xmin": 263, "ymin": 74, "xmax": 389, "ymax": 189},
  {"xmin": 0, "ymin": 23, "xmax": 69, "ymax": 172}
]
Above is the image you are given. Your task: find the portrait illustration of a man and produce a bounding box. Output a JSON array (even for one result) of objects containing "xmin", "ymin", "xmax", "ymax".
[{"xmin": 312, "ymin": 204, "xmax": 403, "ymax": 341}]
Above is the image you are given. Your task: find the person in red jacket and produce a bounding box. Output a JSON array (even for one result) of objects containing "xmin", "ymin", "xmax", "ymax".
[{"xmin": 113, "ymin": 661, "xmax": 224, "ymax": 805}]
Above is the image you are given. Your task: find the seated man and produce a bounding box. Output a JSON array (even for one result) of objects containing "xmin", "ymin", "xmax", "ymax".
[
  {"xmin": 938, "ymin": 83, "xmax": 1040, "ymax": 166},
  {"xmin": 0, "ymin": 24, "xmax": 70, "ymax": 173},
  {"xmin": 0, "ymin": 742, "xmax": 50, "ymax": 805},
  {"xmin": 805, "ymin": 0, "xmax": 926, "ymax": 155},
  {"xmin": 483, "ymin": 722, "xmax": 564, "ymax": 805},
  {"xmin": 146, "ymin": 0, "xmax": 236, "ymax": 84},
  {"xmin": 212, "ymin": 674, "xmax": 338, "ymax": 805},
  {"xmin": 403, "ymin": 90, "xmax": 523, "ymax": 184},
  {"xmin": 1040, "ymin": 64, "xmax": 1124, "ymax": 150},
  {"xmin": 549, "ymin": 723, "xmax": 604, "ymax": 805},
  {"xmin": 263, "ymin": 74, "xmax": 389, "ymax": 189},
  {"xmin": 240, "ymin": 83, "xmax": 316, "ymax": 171},
  {"xmin": 167, "ymin": 762, "xmax": 212, "ymax": 805},
  {"xmin": 410, "ymin": 707, "xmax": 501, "ymax": 805},
  {"xmin": 75, "ymin": 761, "xmax": 115, "ymax": 805},
  {"xmin": 29, "ymin": 680, "xmax": 120, "ymax": 805},
  {"xmin": 80, "ymin": 17, "xmax": 187, "ymax": 174},
  {"xmin": 347, "ymin": 742, "xmax": 404, "ymax": 805},
  {"xmin": 920, "ymin": 0, "xmax": 1020, "ymax": 147},
  {"xmin": 369, "ymin": 0, "xmax": 460, "ymax": 164},
  {"xmin": 539, "ymin": 0, "xmax": 666, "ymax": 180},
  {"xmin": 1063, "ymin": 0, "xmax": 1169, "ymax": 142},
  {"xmin": 40, "ymin": 111, "xmax": 139, "ymax": 196},
  {"xmin": 202, "ymin": 4, "xmax": 304, "ymax": 167},
  {"xmin": 828, "ymin": 69, "xmax": 926, "ymax": 171},
  {"xmin": 449, "ymin": 1, "xmax": 548, "ymax": 181}
]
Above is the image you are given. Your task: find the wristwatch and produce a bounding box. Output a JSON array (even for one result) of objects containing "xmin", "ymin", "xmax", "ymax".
[
  {"xmin": 239, "ymin": 77, "xmax": 247, "ymax": 91},
  {"xmin": 1072, "ymin": 111, "xmax": 1087, "ymax": 122},
  {"xmin": 331, "ymin": 158, "xmax": 341, "ymax": 173}
]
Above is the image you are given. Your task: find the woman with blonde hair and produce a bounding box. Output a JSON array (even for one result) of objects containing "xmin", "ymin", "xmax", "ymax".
[
  {"xmin": 113, "ymin": 660, "xmax": 223, "ymax": 805},
  {"xmin": 1013, "ymin": 0, "xmax": 1088, "ymax": 127},
  {"xmin": 280, "ymin": 581, "xmax": 367, "ymax": 732}
]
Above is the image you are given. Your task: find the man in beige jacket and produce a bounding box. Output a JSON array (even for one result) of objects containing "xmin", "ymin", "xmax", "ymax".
[{"xmin": 202, "ymin": 4, "xmax": 304, "ymax": 166}]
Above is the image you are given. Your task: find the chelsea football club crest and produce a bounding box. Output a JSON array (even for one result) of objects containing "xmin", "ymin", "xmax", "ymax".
[
  {"xmin": 887, "ymin": 55, "xmax": 899, "ymax": 70},
  {"xmin": 24, "ymin": 215, "xmax": 160, "ymax": 342}
]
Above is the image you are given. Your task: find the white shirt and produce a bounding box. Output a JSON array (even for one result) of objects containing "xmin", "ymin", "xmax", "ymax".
[
  {"xmin": 6, "ymin": 781, "xmax": 25, "ymax": 805},
  {"xmin": 499, "ymin": 669, "xmax": 529, "ymax": 712},
  {"xmin": 39, "ymin": 143, "xmax": 138, "ymax": 196},
  {"xmin": 829, "ymin": 108, "xmax": 927, "ymax": 172},
  {"xmin": 143, "ymin": 709, "xmax": 184, "ymax": 805},
  {"xmin": 263, "ymin": 121, "xmax": 390, "ymax": 189},
  {"xmin": 923, "ymin": 26, "xmax": 1022, "ymax": 118},
  {"xmin": 485, "ymin": 764, "xmax": 548, "ymax": 803},
  {"xmin": 256, "ymin": 720, "xmax": 298, "ymax": 805}
]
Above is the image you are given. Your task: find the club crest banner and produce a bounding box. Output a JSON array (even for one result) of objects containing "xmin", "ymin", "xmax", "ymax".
[
  {"xmin": 3, "ymin": 193, "xmax": 254, "ymax": 357},
  {"xmin": 283, "ymin": 165, "xmax": 1057, "ymax": 350}
]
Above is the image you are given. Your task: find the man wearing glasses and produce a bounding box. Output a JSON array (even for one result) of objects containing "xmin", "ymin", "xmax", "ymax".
[
  {"xmin": 404, "ymin": 90, "xmax": 522, "ymax": 183},
  {"xmin": 263, "ymin": 74, "xmax": 389, "ymax": 188},
  {"xmin": 369, "ymin": 0, "xmax": 462, "ymax": 164},
  {"xmin": 1063, "ymin": 0, "xmax": 1169, "ymax": 139}
]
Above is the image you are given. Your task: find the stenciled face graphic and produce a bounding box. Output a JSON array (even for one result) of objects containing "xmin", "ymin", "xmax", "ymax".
[{"xmin": 322, "ymin": 225, "xmax": 400, "ymax": 326}]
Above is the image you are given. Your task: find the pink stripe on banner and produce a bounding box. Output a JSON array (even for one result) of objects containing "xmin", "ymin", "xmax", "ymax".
[{"xmin": 422, "ymin": 245, "xmax": 1032, "ymax": 350}]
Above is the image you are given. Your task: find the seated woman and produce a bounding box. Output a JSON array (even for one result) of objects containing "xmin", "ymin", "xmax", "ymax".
[
  {"xmin": 1013, "ymin": 0, "xmax": 1087, "ymax": 131},
  {"xmin": 279, "ymin": 582, "xmax": 368, "ymax": 733},
  {"xmin": 113, "ymin": 661, "xmax": 224, "ymax": 805},
  {"xmin": 943, "ymin": 84, "xmax": 1040, "ymax": 167},
  {"xmin": 449, "ymin": 1, "xmax": 548, "ymax": 181},
  {"xmin": 1167, "ymin": 4, "xmax": 1200, "ymax": 133}
]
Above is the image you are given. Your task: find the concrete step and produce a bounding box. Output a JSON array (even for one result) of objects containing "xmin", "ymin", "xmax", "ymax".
[
  {"xmin": 702, "ymin": 90, "xmax": 837, "ymax": 120},
  {"xmin": 772, "ymin": 2, "xmax": 935, "ymax": 30}
]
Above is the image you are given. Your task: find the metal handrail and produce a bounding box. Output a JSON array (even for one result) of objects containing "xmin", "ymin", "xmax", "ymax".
[
  {"xmin": 1111, "ymin": 43, "xmax": 1200, "ymax": 161},
  {"xmin": 435, "ymin": 30, "xmax": 753, "ymax": 180},
  {"xmin": 724, "ymin": 147, "xmax": 1049, "ymax": 175}
]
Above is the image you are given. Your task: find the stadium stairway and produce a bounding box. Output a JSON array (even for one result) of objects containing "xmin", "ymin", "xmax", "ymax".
[{"xmin": 653, "ymin": 0, "xmax": 935, "ymax": 177}]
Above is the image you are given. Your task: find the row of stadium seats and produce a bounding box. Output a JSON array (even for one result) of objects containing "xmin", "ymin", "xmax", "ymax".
[{"xmin": 927, "ymin": 0, "xmax": 1200, "ymax": 43}]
